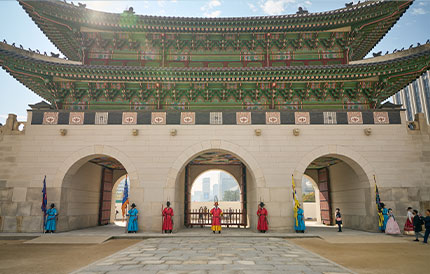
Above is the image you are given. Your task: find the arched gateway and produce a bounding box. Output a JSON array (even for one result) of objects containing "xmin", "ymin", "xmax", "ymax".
[
  {"xmin": 167, "ymin": 141, "xmax": 266, "ymax": 231},
  {"xmin": 294, "ymin": 146, "xmax": 377, "ymax": 231},
  {"xmin": 53, "ymin": 146, "xmax": 139, "ymax": 232}
]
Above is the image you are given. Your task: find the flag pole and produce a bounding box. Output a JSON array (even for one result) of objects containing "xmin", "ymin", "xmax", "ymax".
[{"xmin": 41, "ymin": 176, "xmax": 47, "ymax": 234}]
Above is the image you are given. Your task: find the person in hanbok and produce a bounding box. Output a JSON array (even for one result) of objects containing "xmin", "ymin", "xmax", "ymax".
[
  {"xmin": 335, "ymin": 208, "xmax": 342, "ymax": 232},
  {"xmin": 45, "ymin": 203, "xmax": 58, "ymax": 233},
  {"xmin": 162, "ymin": 201, "xmax": 174, "ymax": 234},
  {"xmin": 295, "ymin": 205, "xmax": 306, "ymax": 233},
  {"xmin": 380, "ymin": 203, "xmax": 389, "ymax": 232},
  {"xmin": 210, "ymin": 202, "xmax": 223, "ymax": 234},
  {"xmin": 385, "ymin": 208, "xmax": 401, "ymax": 235},
  {"xmin": 404, "ymin": 207, "xmax": 414, "ymax": 235},
  {"xmin": 257, "ymin": 202, "xmax": 268, "ymax": 233},
  {"xmin": 127, "ymin": 203, "xmax": 138, "ymax": 233}
]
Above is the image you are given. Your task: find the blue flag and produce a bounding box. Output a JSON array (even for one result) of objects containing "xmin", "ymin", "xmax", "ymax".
[
  {"xmin": 121, "ymin": 176, "xmax": 129, "ymax": 218},
  {"xmin": 41, "ymin": 176, "xmax": 47, "ymax": 227}
]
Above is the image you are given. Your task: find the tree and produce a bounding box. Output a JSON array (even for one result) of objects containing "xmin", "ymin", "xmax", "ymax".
[
  {"xmin": 223, "ymin": 190, "xmax": 240, "ymax": 201},
  {"xmin": 302, "ymin": 192, "xmax": 315, "ymax": 202}
]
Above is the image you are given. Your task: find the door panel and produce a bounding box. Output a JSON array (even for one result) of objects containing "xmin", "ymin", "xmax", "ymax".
[{"xmin": 99, "ymin": 168, "xmax": 113, "ymax": 225}]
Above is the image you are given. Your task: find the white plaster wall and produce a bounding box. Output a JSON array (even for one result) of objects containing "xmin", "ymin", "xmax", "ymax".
[
  {"xmin": 1, "ymin": 111, "xmax": 429, "ymax": 232},
  {"xmin": 303, "ymin": 203, "xmax": 317, "ymax": 220}
]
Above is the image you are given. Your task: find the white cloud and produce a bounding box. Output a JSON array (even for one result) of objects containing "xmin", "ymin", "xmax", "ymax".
[
  {"xmin": 205, "ymin": 10, "xmax": 222, "ymax": 17},
  {"xmin": 248, "ymin": 3, "xmax": 258, "ymax": 12},
  {"xmin": 201, "ymin": 0, "xmax": 222, "ymax": 17},
  {"xmin": 412, "ymin": 7, "xmax": 427, "ymax": 15},
  {"xmin": 259, "ymin": 0, "xmax": 296, "ymax": 15}
]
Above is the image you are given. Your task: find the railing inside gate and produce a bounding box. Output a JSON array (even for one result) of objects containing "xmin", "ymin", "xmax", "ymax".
[{"xmin": 187, "ymin": 209, "xmax": 246, "ymax": 228}]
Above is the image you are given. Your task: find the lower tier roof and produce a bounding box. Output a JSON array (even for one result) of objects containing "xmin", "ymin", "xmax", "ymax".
[{"xmin": 1, "ymin": 42, "xmax": 429, "ymax": 110}]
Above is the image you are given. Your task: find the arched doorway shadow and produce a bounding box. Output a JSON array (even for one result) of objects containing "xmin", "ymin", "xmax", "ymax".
[
  {"xmin": 57, "ymin": 154, "xmax": 131, "ymax": 232},
  {"xmin": 294, "ymin": 146, "xmax": 377, "ymax": 231}
]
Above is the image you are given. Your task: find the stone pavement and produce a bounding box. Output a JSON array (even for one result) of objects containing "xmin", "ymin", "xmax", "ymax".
[{"xmin": 73, "ymin": 237, "xmax": 353, "ymax": 274}]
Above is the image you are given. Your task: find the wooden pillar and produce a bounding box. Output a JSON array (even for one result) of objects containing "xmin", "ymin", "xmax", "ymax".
[
  {"xmin": 184, "ymin": 164, "xmax": 190, "ymax": 227},
  {"xmin": 241, "ymin": 163, "xmax": 247, "ymax": 227}
]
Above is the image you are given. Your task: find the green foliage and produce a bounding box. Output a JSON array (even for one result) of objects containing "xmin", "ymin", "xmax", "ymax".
[
  {"xmin": 302, "ymin": 192, "xmax": 315, "ymax": 202},
  {"xmin": 223, "ymin": 190, "xmax": 240, "ymax": 201}
]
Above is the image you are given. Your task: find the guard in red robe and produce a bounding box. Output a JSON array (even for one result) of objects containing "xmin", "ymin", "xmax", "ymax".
[
  {"xmin": 162, "ymin": 201, "xmax": 174, "ymax": 233},
  {"xmin": 257, "ymin": 202, "xmax": 268, "ymax": 233},
  {"xmin": 210, "ymin": 202, "xmax": 223, "ymax": 234}
]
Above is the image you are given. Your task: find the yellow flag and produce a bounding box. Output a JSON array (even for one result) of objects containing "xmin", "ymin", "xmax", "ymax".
[{"xmin": 292, "ymin": 175, "xmax": 300, "ymax": 226}]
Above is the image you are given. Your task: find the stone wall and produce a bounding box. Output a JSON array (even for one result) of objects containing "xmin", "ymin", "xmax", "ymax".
[{"xmin": 0, "ymin": 110, "xmax": 429, "ymax": 232}]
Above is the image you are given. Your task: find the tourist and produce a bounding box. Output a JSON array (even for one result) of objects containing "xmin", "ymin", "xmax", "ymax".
[
  {"xmin": 404, "ymin": 207, "xmax": 414, "ymax": 235},
  {"xmin": 295, "ymin": 205, "xmax": 306, "ymax": 233},
  {"xmin": 45, "ymin": 203, "xmax": 58, "ymax": 233},
  {"xmin": 162, "ymin": 201, "xmax": 174, "ymax": 234},
  {"xmin": 257, "ymin": 202, "xmax": 268, "ymax": 233},
  {"xmin": 127, "ymin": 203, "xmax": 138, "ymax": 233},
  {"xmin": 412, "ymin": 210, "xmax": 424, "ymax": 242},
  {"xmin": 210, "ymin": 201, "xmax": 223, "ymax": 234},
  {"xmin": 423, "ymin": 209, "xmax": 430, "ymax": 244},
  {"xmin": 385, "ymin": 208, "xmax": 401, "ymax": 235},
  {"xmin": 335, "ymin": 208, "xmax": 342, "ymax": 232},
  {"xmin": 380, "ymin": 203, "xmax": 388, "ymax": 233}
]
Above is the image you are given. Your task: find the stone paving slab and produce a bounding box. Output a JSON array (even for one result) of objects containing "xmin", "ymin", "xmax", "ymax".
[
  {"xmin": 24, "ymin": 235, "xmax": 111, "ymax": 244},
  {"xmin": 73, "ymin": 237, "xmax": 354, "ymax": 274}
]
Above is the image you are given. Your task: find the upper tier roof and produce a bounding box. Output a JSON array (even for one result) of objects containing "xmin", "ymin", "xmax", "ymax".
[{"xmin": 19, "ymin": 0, "xmax": 413, "ymax": 62}]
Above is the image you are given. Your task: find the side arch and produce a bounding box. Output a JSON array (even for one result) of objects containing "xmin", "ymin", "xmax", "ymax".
[
  {"xmin": 293, "ymin": 145, "xmax": 378, "ymax": 231},
  {"xmin": 54, "ymin": 145, "xmax": 140, "ymax": 231}
]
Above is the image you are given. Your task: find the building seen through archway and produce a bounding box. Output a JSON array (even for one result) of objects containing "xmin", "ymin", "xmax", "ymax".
[{"xmin": 190, "ymin": 170, "xmax": 242, "ymax": 227}]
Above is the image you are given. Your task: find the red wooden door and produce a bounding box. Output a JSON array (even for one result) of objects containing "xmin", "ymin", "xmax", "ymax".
[
  {"xmin": 99, "ymin": 168, "xmax": 113, "ymax": 225},
  {"xmin": 318, "ymin": 168, "xmax": 333, "ymax": 225}
]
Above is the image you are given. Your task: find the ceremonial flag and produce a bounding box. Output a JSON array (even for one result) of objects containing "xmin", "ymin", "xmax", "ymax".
[
  {"xmin": 41, "ymin": 176, "xmax": 47, "ymax": 228},
  {"xmin": 374, "ymin": 175, "xmax": 384, "ymax": 230},
  {"xmin": 292, "ymin": 175, "xmax": 300, "ymax": 226},
  {"xmin": 121, "ymin": 176, "xmax": 129, "ymax": 219}
]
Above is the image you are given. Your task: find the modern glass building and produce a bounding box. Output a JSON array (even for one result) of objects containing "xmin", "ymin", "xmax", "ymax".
[{"xmin": 392, "ymin": 71, "xmax": 430, "ymax": 124}]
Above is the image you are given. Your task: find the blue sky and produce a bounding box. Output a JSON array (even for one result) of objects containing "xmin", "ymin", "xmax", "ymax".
[{"xmin": 0, "ymin": 0, "xmax": 429, "ymax": 124}]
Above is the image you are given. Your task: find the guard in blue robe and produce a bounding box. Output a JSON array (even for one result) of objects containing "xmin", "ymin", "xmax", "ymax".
[
  {"xmin": 295, "ymin": 206, "xmax": 306, "ymax": 233},
  {"xmin": 45, "ymin": 203, "xmax": 58, "ymax": 233},
  {"xmin": 127, "ymin": 203, "xmax": 139, "ymax": 233},
  {"xmin": 381, "ymin": 203, "xmax": 389, "ymax": 232}
]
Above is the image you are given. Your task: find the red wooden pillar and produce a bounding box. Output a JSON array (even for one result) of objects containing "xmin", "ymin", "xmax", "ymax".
[
  {"xmin": 318, "ymin": 167, "xmax": 333, "ymax": 225},
  {"xmin": 99, "ymin": 168, "xmax": 113, "ymax": 225}
]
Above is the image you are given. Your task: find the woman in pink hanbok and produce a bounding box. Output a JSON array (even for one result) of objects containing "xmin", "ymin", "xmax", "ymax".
[{"xmin": 385, "ymin": 208, "xmax": 401, "ymax": 235}]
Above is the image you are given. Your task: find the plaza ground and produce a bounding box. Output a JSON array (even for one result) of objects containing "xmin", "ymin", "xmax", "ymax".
[{"xmin": 0, "ymin": 225, "xmax": 429, "ymax": 273}]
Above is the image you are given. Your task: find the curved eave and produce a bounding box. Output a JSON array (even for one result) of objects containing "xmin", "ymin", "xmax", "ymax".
[
  {"xmin": 1, "ymin": 43, "xmax": 429, "ymax": 104},
  {"xmin": 19, "ymin": 0, "xmax": 412, "ymax": 62}
]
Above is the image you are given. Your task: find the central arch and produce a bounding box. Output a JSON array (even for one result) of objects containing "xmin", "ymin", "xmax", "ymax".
[{"xmin": 165, "ymin": 140, "xmax": 266, "ymax": 231}]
